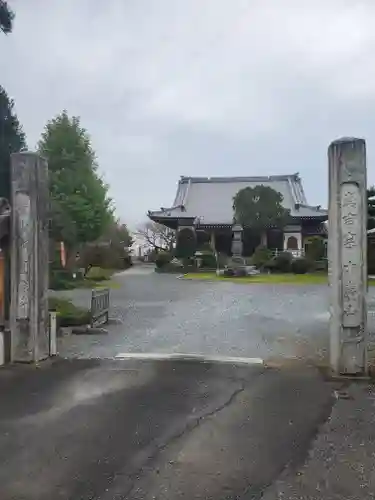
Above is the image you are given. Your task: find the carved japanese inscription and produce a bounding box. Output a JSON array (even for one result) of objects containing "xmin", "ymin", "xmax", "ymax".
[
  {"xmin": 340, "ymin": 183, "xmax": 362, "ymax": 327},
  {"xmin": 16, "ymin": 192, "xmax": 31, "ymax": 320}
]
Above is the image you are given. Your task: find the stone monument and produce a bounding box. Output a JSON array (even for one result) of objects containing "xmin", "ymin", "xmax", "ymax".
[
  {"xmin": 328, "ymin": 138, "xmax": 367, "ymax": 375},
  {"xmin": 10, "ymin": 152, "xmax": 49, "ymax": 362},
  {"xmin": 231, "ymin": 224, "xmax": 243, "ymax": 258}
]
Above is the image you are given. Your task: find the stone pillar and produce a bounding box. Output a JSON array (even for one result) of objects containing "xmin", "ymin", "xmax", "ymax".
[
  {"xmin": 328, "ymin": 138, "xmax": 367, "ymax": 375},
  {"xmin": 10, "ymin": 152, "xmax": 49, "ymax": 362},
  {"xmin": 231, "ymin": 224, "xmax": 243, "ymax": 257}
]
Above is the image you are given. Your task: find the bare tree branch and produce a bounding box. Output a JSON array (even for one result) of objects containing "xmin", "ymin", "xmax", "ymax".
[{"xmin": 136, "ymin": 221, "xmax": 175, "ymax": 251}]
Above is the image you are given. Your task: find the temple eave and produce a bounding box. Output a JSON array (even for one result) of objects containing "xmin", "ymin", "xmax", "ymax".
[{"xmin": 148, "ymin": 214, "xmax": 327, "ymax": 227}]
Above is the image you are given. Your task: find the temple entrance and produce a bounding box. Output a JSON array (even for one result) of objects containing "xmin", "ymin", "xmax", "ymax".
[{"xmin": 286, "ymin": 236, "xmax": 298, "ymax": 250}]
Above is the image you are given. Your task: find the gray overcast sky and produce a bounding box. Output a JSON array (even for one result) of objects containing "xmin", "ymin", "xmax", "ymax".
[{"xmin": 3, "ymin": 0, "xmax": 375, "ymax": 229}]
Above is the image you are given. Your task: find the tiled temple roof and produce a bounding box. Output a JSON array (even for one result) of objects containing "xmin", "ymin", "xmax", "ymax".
[{"xmin": 149, "ymin": 174, "xmax": 327, "ymax": 224}]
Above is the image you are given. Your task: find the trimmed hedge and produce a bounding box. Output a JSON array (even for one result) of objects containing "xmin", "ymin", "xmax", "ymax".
[{"xmin": 291, "ymin": 257, "xmax": 311, "ymax": 274}]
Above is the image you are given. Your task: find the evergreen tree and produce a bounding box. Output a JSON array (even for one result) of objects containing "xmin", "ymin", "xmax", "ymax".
[
  {"xmin": 0, "ymin": 85, "xmax": 26, "ymax": 199},
  {"xmin": 38, "ymin": 111, "xmax": 113, "ymax": 255}
]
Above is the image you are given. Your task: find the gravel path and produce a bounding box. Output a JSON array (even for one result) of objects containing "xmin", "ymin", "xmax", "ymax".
[{"xmin": 56, "ymin": 266, "xmax": 375, "ymax": 362}]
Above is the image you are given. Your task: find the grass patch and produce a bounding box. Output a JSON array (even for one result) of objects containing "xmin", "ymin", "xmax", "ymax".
[
  {"xmin": 50, "ymin": 267, "xmax": 121, "ymax": 291},
  {"xmin": 77, "ymin": 278, "xmax": 120, "ymax": 290},
  {"xmin": 48, "ymin": 297, "xmax": 90, "ymax": 327},
  {"xmin": 183, "ymin": 272, "xmax": 375, "ymax": 286},
  {"xmin": 183, "ymin": 272, "xmax": 328, "ymax": 284},
  {"xmin": 81, "ymin": 267, "xmax": 121, "ymax": 289}
]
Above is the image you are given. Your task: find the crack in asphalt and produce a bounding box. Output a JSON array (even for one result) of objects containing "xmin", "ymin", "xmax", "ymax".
[{"xmin": 117, "ymin": 381, "xmax": 247, "ymax": 499}]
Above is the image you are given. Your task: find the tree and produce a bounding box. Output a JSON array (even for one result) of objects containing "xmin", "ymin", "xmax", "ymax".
[
  {"xmin": 305, "ymin": 236, "xmax": 326, "ymax": 261},
  {"xmin": 0, "ymin": 85, "xmax": 26, "ymax": 200},
  {"xmin": 136, "ymin": 221, "xmax": 175, "ymax": 252},
  {"xmin": 368, "ymin": 186, "xmax": 375, "ymax": 231},
  {"xmin": 233, "ymin": 185, "xmax": 290, "ymax": 229},
  {"xmin": 38, "ymin": 111, "xmax": 113, "ymax": 260},
  {"xmin": 101, "ymin": 221, "xmax": 133, "ymax": 249},
  {"xmin": 80, "ymin": 221, "xmax": 133, "ymax": 273},
  {"xmin": 0, "ymin": 1, "xmax": 14, "ymax": 34}
]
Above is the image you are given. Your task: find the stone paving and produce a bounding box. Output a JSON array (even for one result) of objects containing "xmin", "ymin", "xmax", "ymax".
[{"xmin": 57, "ymin": 266, "xmax": 375, "ymax": 363}]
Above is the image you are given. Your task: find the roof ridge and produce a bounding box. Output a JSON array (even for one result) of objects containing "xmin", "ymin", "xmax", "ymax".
[{"xmin": 179, "ymin": 175, "xmax": 300, "ymax": 184}]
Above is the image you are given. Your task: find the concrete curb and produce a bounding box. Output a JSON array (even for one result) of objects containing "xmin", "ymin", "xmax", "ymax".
[{"xmin": 71, "ymin": 326, "xmax": 109, "ymax": 335}]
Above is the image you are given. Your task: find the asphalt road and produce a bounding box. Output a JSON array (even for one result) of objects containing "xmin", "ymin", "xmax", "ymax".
[
  {"xmin": 0, "ymin": 358, "xmax": 335, "ymax": 500},
  {"xmin": 57, "ymin": 265, "xmax": 375, "ymax": 363}
]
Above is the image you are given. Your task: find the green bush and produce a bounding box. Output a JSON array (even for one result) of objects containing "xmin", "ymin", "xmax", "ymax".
[
  {"xmin": 273, "ymin": 252, "xmax": 293, "ymax": 272},
  {"xmin": 48, "ymin": 297, "xmax": 90, "ymax": 327},
  {"xmin": 79, "ymin": 243, "xmax": 132, "ymax": 272},
  {"xmin": 291, "ymin": 257, "xmax": 311, "ymax": 274},
  {"xmin": 314, "ymin": 259, "xmax": 328, "ymax": 273},
  {"xmin": 250, "ymin": 245, "xmax": 273, "ymax": 269},
  {"xmin": 305, "ymin": 236, "xmax": 326, "ymax": 261},
  {"xmin": 49, "ymin": 270, "xmax": 78, "ymax": 290},
  {"xmin": 85, "ymin": 266, "xmax": 113, "ymax": 281},
  {"xmin": 263, "ymin": 258, "xmax": 277, "ymax": 273},
  {"xmin": 155, "ymin": 251, "xmax": 173, "ymax": 268},
  {"xmin": 200, "ymin": 252, "xmax": 217, "ymax": 269}
]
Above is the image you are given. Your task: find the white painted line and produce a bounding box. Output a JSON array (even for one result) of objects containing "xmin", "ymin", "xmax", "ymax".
[{"xmin": 115, "ymin": 352, "xmax": 264, "ymax": 365}]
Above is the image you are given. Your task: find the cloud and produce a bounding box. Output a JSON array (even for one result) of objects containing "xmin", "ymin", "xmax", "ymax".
[{"xmin": 3, "ymin": 0, "xmax": 375, "ymax": 227}]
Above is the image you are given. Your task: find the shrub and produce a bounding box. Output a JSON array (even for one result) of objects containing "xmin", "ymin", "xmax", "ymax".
[
  {"xmin": 48, "ymin": 297, "xmax": 90, "ymax": 327},
  {"xmin": 79, "ymin": 243, "xmax": 132, "ymax": 272},
  {"xmin": 305, "ymin": 236, "xmax": 326, "ymax": 262},
  {"xmin": 155, "ymin": 251, "xmax": 173, "ymax": 268},
  {"xmin": 200, "ymin": 252, "xmax": 217, "ymax": 269},
  {"xmin": 49, "ymin": 269, "xmax": 78, "ymax": 290},
  {"xmin": 250, "ymin": 245, "xmax": 273, "ymax": 269},
  {"xmin": 85, "ymin": 266, "xmax": 113, "ymax": 281},
  {"xmin": 314, "ymin": 259, "xmax": 328, "ymax": 273},
  {"xmin": 291, "ymin": 257, "xmax": 311, "ymax": 274},
  {"xmin": 223, "ymin": 268, "xmax": 235, "ymax": 277},
  {"xmin": 273, "ymin": 251, "xmax": 293, "ymax": 272},
  {"xmin": 263, "ymin": 257, "xmax": 275, "ymax": 273}
]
